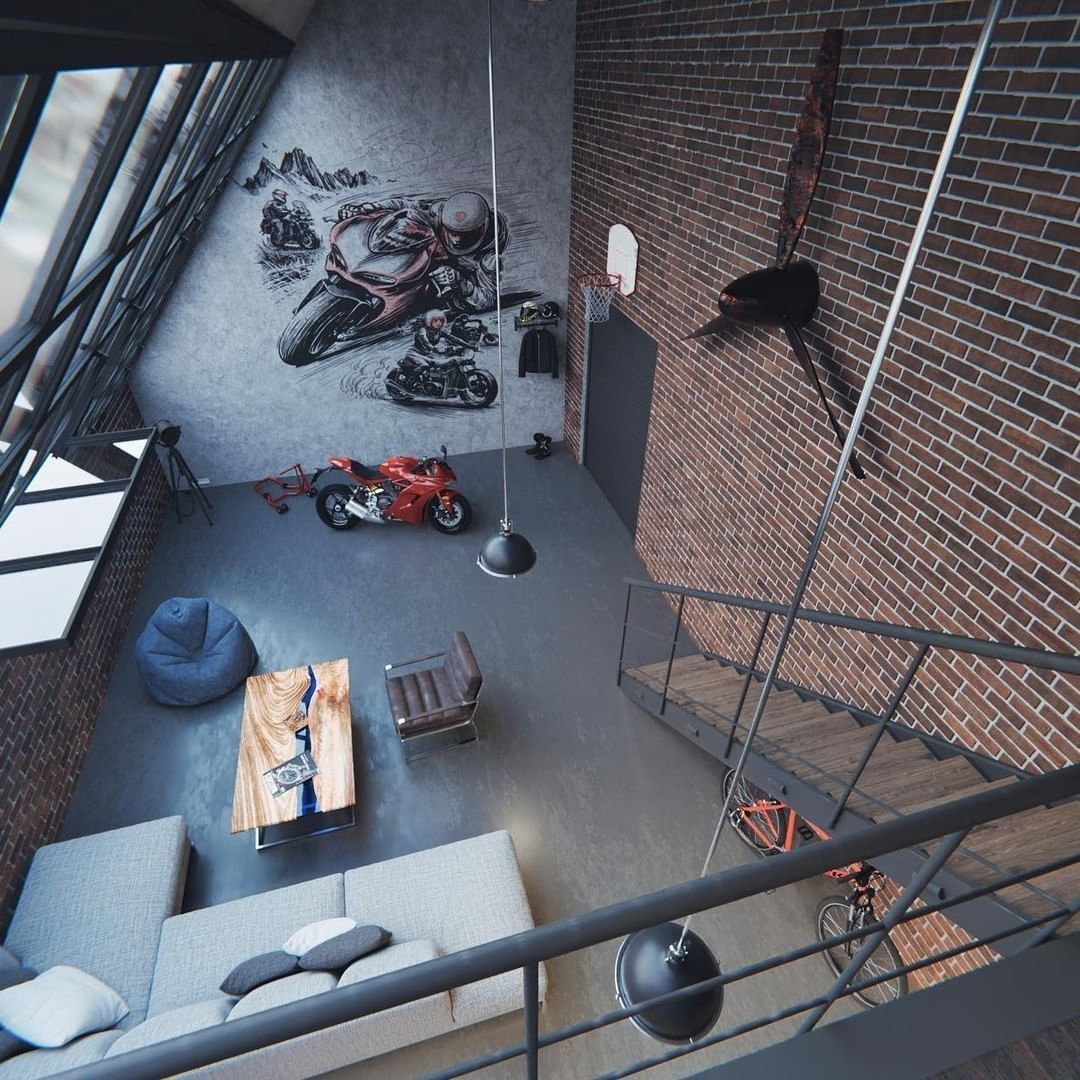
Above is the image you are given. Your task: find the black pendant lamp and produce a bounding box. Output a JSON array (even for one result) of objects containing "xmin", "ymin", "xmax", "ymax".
[
  {"xmin": 615, "ymin": 923, "xmax": 722, "ymax": 1043},
  {"xmin": 477, "ymin": 0, "xmax": 535, "ymax": 579}
]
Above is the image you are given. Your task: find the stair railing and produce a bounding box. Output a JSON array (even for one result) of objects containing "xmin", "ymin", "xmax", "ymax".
[{"xmin": 617, "ymin": 577, "xmax": 1080, "ymax": 822}]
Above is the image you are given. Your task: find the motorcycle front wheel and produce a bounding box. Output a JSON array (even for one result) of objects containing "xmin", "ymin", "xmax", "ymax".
[
  {"xmin": 279, "ymin": 289, "xmax": 363, "ymax": 366},
  {"xmin": 428, "ymin": 495, "xmax": 472, "ymax": 534},
  {"xmin": 460, "ymin": 369, "xmax": 498, "ymax": 407},
  {"xmin": 315, "ymin": 484, "xmax": 359, "ymax": 529},
  {"xmin": 301, "ymin": 230, "xmax": 319, "ymax": 250}
]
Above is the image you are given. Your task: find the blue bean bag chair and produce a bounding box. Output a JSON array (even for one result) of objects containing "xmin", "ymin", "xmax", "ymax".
[{"xmin": 135, "ymin": 597, "xmax": 257, "ymax": 706}]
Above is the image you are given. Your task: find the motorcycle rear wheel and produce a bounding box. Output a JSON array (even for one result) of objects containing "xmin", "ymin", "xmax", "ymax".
[
  {"xmin": 279, "ymin": 289, "xmax": 363, "ymax": 366},
  {"xmin": 460, "ymin": 369, "xmax": 498, "ymax": 407},
  {"xmin": 385, "ymin": 369, "xmax": 414, "ymax": 402},
  {"xmin": 315, "ymin": 484, "xmax": 359, "ymax": 529},
  {"xmin": 428, "ymin": 494, "xmax": 471, "ymax": 534}
]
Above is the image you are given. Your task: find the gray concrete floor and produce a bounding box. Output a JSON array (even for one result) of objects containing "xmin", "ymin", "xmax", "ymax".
[{"xmin": 65, "ymin": 446, "xmax": 852, "ymax": 1078}]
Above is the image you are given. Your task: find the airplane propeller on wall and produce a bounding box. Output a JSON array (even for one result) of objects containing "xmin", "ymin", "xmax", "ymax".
[{"xmin": 690, "ymin": 29, "xmax": 865, "ymax": 479}]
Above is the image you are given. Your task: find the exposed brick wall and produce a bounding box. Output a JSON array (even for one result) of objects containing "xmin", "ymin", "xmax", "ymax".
[
  {"xmin": 567, "ymin": 0, "xmax": 1077, "ymax": 988},
  {"xmin": 0, "ymin": 387, "xmax": 165, "ymax": 933}
]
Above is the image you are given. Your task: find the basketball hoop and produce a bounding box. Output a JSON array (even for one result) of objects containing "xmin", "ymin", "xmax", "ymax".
[{"xmin": 578, "ymin": 272, "xmax": 621, "ymax": 324}]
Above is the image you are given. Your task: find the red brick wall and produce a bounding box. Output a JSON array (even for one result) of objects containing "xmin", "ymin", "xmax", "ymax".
[
  {"xmin": 566, "ymin": 0, "xmax": 1078, "ymax": 771},
  {"xmin": 0, "ymin": 388, "xmax": 166, "ymax": 933}
]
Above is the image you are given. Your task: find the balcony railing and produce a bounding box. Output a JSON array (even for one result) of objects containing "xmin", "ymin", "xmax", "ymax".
[{"xmin": 68, "ymin": 762, "xmax": 1080, "ymax": 1080}]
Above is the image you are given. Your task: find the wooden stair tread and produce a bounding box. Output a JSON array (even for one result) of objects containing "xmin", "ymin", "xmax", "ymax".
[
  {"xmin": 902, "ymin": 775, "xmax": 1017, "ymax": 817},
  {"xmin": 965, "ymin": 802, "xmax": 1080, "ymax": 872},
  {"xmin": 858, "ymin": 755, "xmax": 988, "ymax": 818}
]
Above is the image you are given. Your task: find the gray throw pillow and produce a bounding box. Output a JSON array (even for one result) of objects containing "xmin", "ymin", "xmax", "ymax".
[
  {"xmin": 220, "ymin": 951, "xmax": 300, "ymax": 997},
  {"xmin": 299, "ymin": 925, "xmax": 391, "ymax": 972},
  {"xmin": 0, "ymin": 965, "xmax": 35, "ymax": 993},
  {"xmin": 0, "ymin": 1029, "xmax": 30, "ymax": 1065}
]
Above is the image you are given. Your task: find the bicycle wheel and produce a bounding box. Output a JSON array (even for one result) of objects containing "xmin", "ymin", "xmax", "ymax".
[
  {"xmin": 815, "ymin": 896, "xmax": 908, "ymax": 1008},
  {"xmin": 722, "ymin": 768, "xmax": 783, "ymax": 856}
]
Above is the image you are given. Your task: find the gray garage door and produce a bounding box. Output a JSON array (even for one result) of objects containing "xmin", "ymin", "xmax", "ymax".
[{"xmin": 583, "ymin": 308, "xmax": 658, "ymax": 535}]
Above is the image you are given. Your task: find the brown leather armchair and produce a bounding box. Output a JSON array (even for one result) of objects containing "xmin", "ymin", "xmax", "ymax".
[{"xmin": 385, "ymin": 631, "xmax": 482, "ymax": 761}]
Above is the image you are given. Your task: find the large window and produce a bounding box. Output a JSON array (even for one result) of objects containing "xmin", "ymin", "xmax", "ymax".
[{"xmin": 0, "ymin": 23, "xmax": 288, "ymax": 655}]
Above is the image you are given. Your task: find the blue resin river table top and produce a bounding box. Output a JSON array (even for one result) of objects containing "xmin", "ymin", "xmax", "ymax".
[{"xmin": 231, "ymin": 657, "xmax": 353, "ymax": 833}]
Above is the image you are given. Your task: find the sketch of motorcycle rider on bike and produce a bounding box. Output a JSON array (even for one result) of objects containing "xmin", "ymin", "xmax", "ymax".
[{"xmin": 277, "ymin": 188, "xmax": 517, "ymax": 369}]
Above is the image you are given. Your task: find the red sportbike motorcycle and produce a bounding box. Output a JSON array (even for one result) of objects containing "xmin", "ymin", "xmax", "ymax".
[{"xmin": 312, "ymin": 445, "xmax": 471, "ymax": 534}]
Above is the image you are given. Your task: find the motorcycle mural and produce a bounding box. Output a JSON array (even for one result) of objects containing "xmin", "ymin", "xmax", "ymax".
[
  {"xmin": 311, "ymin": 445, "xmax": 471, "ymax": 534},
  {"xmin": 260, "ymin": 191, "xmax": 319, "ymax": 250},
  {"xmin": 241, "ymin": 143, "xmax": 543, "ymax": 412},
  {"xmin": 385, "ymin": 310, "xmax": 499, "ymax": 408}
]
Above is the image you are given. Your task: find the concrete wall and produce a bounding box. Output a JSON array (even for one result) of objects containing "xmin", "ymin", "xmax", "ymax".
[{"xmin": 135, "ymin": 0, "xmax": 575, "ymax": 485}]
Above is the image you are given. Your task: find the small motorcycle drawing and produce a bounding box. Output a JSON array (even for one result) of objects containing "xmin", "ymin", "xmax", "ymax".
[
  {"xmin": 385, "ymin": 346, "xmax": 498, "ymax": 408},
  {"xmin": 262, "ymin": 204, "xmax": 319, "ymax": 251}
]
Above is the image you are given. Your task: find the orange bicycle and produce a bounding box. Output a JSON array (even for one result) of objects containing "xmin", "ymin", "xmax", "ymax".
[{"xmin": 722, "ymin": 769, "xmax": 908, "ymax": 1007}]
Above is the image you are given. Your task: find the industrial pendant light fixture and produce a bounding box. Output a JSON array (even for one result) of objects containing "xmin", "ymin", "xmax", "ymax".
[
  {"xmin": 477, "ymin": 0, "xmax": 536, "ymax": 579},
  {"xmin": 614, "ymin": 0, "xmax": 1005, "ymax": 1046}
]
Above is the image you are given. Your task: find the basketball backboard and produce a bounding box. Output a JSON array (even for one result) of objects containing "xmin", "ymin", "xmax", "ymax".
[{"xmin": 606, "ymin": 224, "xmax": 638, "ymax": 296}]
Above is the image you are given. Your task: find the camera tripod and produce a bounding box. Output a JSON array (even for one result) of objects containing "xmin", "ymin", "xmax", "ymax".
[{"xmin": 163, "ymin": 442, "xmax": 213, "ymax": 525}]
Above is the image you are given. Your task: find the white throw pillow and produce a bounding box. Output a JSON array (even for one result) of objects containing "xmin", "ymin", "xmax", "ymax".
[
  {"xmin": 0, "ymin": 966, "xmax": 128, "ymax": 1048},
  {"xmin": 281, "ymin": 917, "xmax": 356, "ymax": 957}
]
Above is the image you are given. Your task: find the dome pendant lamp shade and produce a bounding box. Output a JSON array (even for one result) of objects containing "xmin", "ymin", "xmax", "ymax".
[
  {"xmin": 614, "ymin": 923, "xmax": 723, "ymax": 1044},
  {"xmin": 478, "ymin": 521, "xmax": 536, "ymax": 578}
]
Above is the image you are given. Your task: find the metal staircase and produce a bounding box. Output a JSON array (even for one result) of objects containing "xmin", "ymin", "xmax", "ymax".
[{"xmin": 618, "ymin": 578, "xmax": 1080, "ymax": 944}]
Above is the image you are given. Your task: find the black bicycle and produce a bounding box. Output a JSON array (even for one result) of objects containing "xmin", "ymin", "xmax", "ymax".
[{"xmin": 815, "ymin": 864, "xmax": 908, "ymax": 1008}]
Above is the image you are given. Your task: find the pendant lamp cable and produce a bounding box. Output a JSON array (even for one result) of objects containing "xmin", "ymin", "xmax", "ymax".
[{"xmin": 485, "ymin": 0, "xmax": 509, "ymax": 528}]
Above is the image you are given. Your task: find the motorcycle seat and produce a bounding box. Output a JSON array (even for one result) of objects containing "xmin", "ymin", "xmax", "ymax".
[{"xmin": 347, "ymin": 458, "xmax": 383, "ymax": 481}]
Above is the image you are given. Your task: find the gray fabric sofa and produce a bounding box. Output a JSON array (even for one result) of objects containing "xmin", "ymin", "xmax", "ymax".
[{"xmin": 1, "ymin": 820, "xmax": 545, "ymax": 1078}]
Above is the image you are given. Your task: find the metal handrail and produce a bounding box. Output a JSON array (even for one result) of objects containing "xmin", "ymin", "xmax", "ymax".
[
  {"xmin": 68, "ymin": 763, "xmax": 1080, "ymax": 1080},
  {"xmin": 622, "ymin": 577, "xmax": 1080, "ymax": 675}
]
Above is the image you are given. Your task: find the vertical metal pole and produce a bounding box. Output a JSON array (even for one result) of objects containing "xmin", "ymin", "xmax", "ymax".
[
  {"xmin": 725, "ymin": 613, "xmax": 771, "ymax": 757},
  {"xmin": 660, "ymin": 594, "xmax": 685, "ymax": 715},
  {"xmin": 800, "ymin": 828, "xmax": 969, "ymax": 1032},
  {"xmin": 524, "ymin": 962, "xmax": 539, "ymax": 1080},
  {"xmin": 828, "ymin": 644, "xmax": 931, "ymax": 827},
  {"xmin": 672, "ymin": 0, "xmax": 1005, "ymax": 959},
  {"xmin": 616, "ymin": 583, "xmax": 633, "ymax": 686}
]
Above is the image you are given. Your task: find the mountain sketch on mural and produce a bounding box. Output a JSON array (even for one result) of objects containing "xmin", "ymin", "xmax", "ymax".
[{"xmin": 242, "ymin": 147, "xmax": 374, "ymax": 195}]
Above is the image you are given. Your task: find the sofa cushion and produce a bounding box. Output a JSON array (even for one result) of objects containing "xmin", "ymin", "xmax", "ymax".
[
  {"xmin": 105, "ymin": 999, "xmax": 232, "ymax": 1058},
  {"xmin": 0, "ymin": 1031, "xmax": 121, "ymax": 1079},
  {"xmin": 148, "ymin": 874, "xmax": 344, "ymax": 1017},
  {"xmin": 299, "ymin": 926, "xmax": 390, "ymax": 972},
  {"xmin": 0, "ymin": 967, "xmax": 127, "ymax": 1048},
  {"xmin": 220, "ymin": 952, "xmax": 299, "ymax": 997},
  {"xmin": 227, "ymin": 972, "xmax": 336, "ymax": 1021},
  {"xmin": 342, "ymin": 830, "xmax": 544, "ymax": 1027},
  {"xmin": 2, "ymin": 818, "xmax": 188, "ymax": 1030}
]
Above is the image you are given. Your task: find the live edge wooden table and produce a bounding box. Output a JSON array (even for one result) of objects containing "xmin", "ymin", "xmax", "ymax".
[{"xmin": 231, "ymin": 658, "xmax": 355, "ymax": 851}]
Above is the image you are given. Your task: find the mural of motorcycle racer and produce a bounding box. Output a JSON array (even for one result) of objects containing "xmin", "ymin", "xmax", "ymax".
[
  {"xmin": 277, "ymin": 186, "xmax": 528, "ymax": 368},
  {"xmin": 261, "ymin": 190, "xmax": 319, "ymax": 250},
  {"xmin": 384, "ymin": 308, "xmax": 499, "ymax": 409},
  {"xmin": 336, "ymin": 190, "xmax": 508, "ymax": 313}
]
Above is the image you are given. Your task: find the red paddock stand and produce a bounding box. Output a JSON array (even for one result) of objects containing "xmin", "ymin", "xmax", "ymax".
[{"xmin": 252, "ymin": 464, "xmax": 323, "ymax": 514}]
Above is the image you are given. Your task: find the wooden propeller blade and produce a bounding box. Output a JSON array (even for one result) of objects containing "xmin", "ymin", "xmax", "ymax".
[
  {"xmin": 776, "ymin": 28, "xmax": 842, "ymax": 270},
  {"xmin": 685, "ymin": 314, "xmax": 729, "ymax": 340},
  {"xmin": 781, "ymin": 319, "xmax": 865, "ymax": 479}
]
